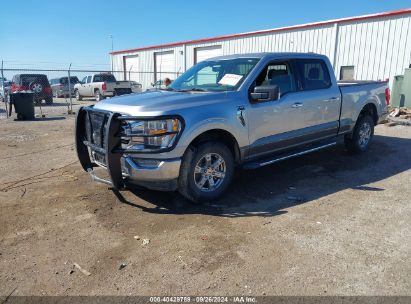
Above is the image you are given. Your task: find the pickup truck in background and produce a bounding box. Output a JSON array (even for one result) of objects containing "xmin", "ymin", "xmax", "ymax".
[
  {"xmin": 75, "ymin": 53, "xmax": 389, "ymax": 203},
  {"xmin": 74, "ymin": 73, "xmax": 132, "ymax": 101}
]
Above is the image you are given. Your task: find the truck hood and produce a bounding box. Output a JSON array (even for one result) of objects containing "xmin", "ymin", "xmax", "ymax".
[{"xmin": 93, "ymin": 90, "xmax": 228, "ymax": 116}]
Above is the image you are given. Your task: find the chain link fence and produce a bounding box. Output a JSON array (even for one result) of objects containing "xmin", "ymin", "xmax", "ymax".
[{"xmin": 0, "ymin": 64, "xmax": 180, "ymax": 120}]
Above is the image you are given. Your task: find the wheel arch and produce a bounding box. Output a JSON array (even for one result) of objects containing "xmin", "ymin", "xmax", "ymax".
[
  {"xmin": 187, "ymin": 129, "xmax": 242, "ymax": 164},
  {"xmin": 359, "ymin": 103, "xmax": 378, "ymax": 125}
]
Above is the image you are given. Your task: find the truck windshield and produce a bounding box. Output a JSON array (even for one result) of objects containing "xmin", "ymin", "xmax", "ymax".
[{"xmin": 169, "ymin": 58, "xmax": 260, "ymax": 92}]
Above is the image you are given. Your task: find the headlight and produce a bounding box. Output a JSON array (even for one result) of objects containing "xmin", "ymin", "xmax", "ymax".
[{"xmin": 122, "ymin": 118, "xmax": 182, "ymax": 151}]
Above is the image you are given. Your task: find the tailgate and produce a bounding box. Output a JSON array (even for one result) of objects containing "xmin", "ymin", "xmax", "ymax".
[{"xmin": 114, "ymin": 81, "xmax": 131, "ymax": 88}]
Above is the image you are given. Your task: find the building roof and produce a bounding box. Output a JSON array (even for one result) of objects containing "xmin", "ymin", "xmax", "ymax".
[
  {"xmin": 111, "ymin": 8, "xmax": 411, "ymax": 55},
  {"xmin": 205, "ymin": 52, "xmax": 326, "ymax": 60}
]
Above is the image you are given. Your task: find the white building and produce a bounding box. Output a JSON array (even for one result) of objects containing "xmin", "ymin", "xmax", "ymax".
[{"xmin": 110, "ymin": 8, "xmax": 411, "ymax": 90}]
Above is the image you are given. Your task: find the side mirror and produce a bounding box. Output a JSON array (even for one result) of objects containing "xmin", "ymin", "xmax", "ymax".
[{"xmin": 250, "ymin": 85, "xmax": 279, "ymax": 102}]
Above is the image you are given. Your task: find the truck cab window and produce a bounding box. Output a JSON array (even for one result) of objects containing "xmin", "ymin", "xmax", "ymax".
[
  {"xmin": 255, "ymin": 62, "xmax": 296, "ymax": 96},
  {"xmin": 296, "ymin": 59, "xmax": 331, "ymax": 90},
  {"xmin": 86, "ymin": 76, "xmax": 92, "ymax": 83}
]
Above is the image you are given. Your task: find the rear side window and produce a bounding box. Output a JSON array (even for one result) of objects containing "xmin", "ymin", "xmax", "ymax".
[
  {"xmin": 20, "ymin": 74, "xmax": 49, "ymax": 86},
  {"xmin": 296, "ymin": 59, "xmax": 331, "ymax": 90},
  {"xmin": 100, "ymin": 74, "xmax": 116, "ymax": 82}
]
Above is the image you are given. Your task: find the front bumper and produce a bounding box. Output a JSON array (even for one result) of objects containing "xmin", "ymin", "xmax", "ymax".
[
  {"xmin": 75, "ymin": 106, "xmax": 181, "ymax": 191},
  {"xmin": 123, "ymin": 157, "xmax": 180, "ymax": 191}
]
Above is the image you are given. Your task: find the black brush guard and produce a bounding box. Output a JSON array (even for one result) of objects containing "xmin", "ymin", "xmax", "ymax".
[
  {"xmin": 75, "ymin": 106, "xmax": 182, "ymax": 189},
  {"xmin": 75, "ymin": 106, "xmax": 124, "ymax": 189}
]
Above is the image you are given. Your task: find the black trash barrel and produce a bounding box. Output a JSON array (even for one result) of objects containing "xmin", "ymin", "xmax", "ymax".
[{"xmin": 9, "ymin": 92, "xmax": 35, "ymax": 120}]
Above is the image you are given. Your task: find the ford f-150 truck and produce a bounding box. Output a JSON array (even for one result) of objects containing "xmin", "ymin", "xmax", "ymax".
[
  {"xmin": 74, "ymin": 73, "xmax": 132, "ymax": 102},
  {"xmin": 75, "ymin": 53, "xmax": 389, "ymax": 202}
]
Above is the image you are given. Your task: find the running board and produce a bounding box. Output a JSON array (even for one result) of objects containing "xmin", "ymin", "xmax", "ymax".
[{"xmin": 242, "ymin": 142, "xmax": 337, "ymax": 170}]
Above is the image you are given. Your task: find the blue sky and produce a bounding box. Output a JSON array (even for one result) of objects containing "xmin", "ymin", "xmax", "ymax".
[{"xmin": 0, "ymin": 0, "xmax": 410, "ymax": 69}]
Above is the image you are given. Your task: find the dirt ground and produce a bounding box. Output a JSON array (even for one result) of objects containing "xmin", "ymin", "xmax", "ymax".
[{"xmin": 0, "ymin": 112, "xmax": 410, "ymax": 297}]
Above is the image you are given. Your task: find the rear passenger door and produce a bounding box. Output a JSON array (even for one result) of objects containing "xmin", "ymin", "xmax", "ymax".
[{"xmin": 293, "ymin": 58, "xmax": 341, "ymax": 139}]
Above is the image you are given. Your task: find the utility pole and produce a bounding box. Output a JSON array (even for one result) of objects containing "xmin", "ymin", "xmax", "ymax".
[
  {"xmin": 109, "ymin": 34, "xmax": 114, "ymax": 72},
  {"xmin": 68, "ymin": 63, "xmax": 73, "ymax": 114}
]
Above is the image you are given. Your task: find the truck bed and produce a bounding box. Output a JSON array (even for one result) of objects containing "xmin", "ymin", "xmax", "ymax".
[
  {"xmin": 338, "ymin": 80, "xmax": 387, "ymax": 86},
  {"xmin": 338, "ymin": 80, "xmax": 388, "ymax": 134}
]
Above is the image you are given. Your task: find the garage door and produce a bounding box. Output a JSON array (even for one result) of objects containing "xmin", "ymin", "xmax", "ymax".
[
  {"xmin": 194, "ymin": 46, "xmax": 222, "ymax": 64},
  {"xmin": 124, "ymin": 55, "xmax": 140, "ymax": 82},
  {"xmin": 155, "ymin": 51, "xmax": 175, "ymax": 81}
]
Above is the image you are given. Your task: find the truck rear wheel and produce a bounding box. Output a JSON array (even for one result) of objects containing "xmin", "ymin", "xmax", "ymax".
[
  {"xmin": 95, "ymin": 89, "xmax": 104, "ymax": 102},
  {"xmin": 344, "ymin": 115, "xmax": 374, "ymax": 153},
  {"xmin": 178, "ymin": 142, "xmax": 234, "ymax": 203}
]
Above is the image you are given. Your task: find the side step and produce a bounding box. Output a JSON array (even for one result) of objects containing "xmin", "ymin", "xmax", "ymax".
[{"xmin": 242, "ymin": 141, "xmax": 337, "ymax": 170}]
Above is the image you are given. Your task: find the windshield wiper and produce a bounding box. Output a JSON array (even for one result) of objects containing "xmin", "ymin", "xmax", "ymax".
[{"xmin": 179, "ymin": 87, "xmax": 208, "ymax": 92}]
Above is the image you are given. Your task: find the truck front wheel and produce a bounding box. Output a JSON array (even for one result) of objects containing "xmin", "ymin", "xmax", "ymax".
[
  {"xmin": 75, "ymin": 90, "xmax": 82, "ymax": 101},
  {"xmin": 178, "ymin": 142, "xmax": 234, "ymax": 203},
  {"xmin": 344, "ymin": 115, "xmax": 374, "ymax": 153}
]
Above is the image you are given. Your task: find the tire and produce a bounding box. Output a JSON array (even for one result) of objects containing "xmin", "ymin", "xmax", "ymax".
[
  {"xmin": 75, "ymin": 90, "xmax": 82, "ymax": 101},
  {"xmin": 95, "ymin": 89, "xmax": 104, "ymax": 102},
  {"xmin": 344, "ymin": 115, "xmax": 374, "ymax": 153},
  {"xmin": 178, "ymin": 142, "xmax": 234, "ymax": 203},
  {"xmin": 45, "ymin": 97, "xmax": 53, "ymax": 104}
]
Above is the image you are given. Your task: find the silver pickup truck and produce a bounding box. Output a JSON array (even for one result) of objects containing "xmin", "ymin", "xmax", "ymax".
[
  {"xmin": 74, "ymin": 73, "xmax": 132, "ymax": 102},
  {"xmin": 75, "ymin": 53, "xmax": 389, "ymax": 202}
]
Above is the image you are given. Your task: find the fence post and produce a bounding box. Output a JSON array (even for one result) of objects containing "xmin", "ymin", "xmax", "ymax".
[
  {"xmin": 1, "ymin": 60, "xmax": 8, "ymax": 118},
  {"xmin": 68, "ymin": 63, "xmax": 72, "ymax": 114}
]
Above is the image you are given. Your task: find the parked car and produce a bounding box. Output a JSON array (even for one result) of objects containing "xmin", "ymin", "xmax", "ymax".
[
  {"xmin": 0, "ymin": 81, "xmax": 12, "ymax": 102},
  {"xmin": 11, "ymin": 74, "xmax": 53, "ymax": 104},
  {"xmin": 50, "ymin": 76, "xmax": 80, "ymax": 98},
  {"xmin": 74, "ymin": 73, "xmax": 132, "ymax": 102},
  {"xmin": 130, "ymin": 81, "xmax": 142, "ymax": 93},
  {"xmin": 75, "ymin": 53, "xmax": 389, "ymax": 203}
]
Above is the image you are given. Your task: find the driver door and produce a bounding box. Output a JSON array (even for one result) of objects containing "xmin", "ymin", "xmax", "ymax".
[
  {"xmin": 247, "ymin": 60, "xmax": 307, "ymax": 159},
  {"xmin": 78, "ymin": 76, "xmax": 88, "ymax": 96}
]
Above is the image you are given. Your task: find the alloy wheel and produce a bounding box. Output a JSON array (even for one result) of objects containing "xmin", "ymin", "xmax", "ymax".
[
  {"xmin": 358, "ymin": 122, "xmax": 371, "ymax": 148},
  {"xmin": 194, "ymin": 153, "xmax": 226, "ymax": 192}
]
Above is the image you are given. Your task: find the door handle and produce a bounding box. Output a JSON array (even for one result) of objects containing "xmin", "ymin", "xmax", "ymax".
[
  {"xmin": 291, "ymin": 102, "xmax": 303, "ymax": 108},
  {"xmin": 237, "ymin": 105, "xmax": 246, "ymax": 126},
  {"xmin": 323, "ymin": 97, "xmax": 340, "ymax": 102}
]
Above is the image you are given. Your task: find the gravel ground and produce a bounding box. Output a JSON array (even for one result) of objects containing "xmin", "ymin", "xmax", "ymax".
[{"xmin": 0, "ymin": 116, "xmax": 410, "ymax": 297}]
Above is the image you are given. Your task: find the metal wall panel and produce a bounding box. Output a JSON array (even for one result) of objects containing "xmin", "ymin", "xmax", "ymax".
[
  {"xmin": 334, "ymin": 14, "xmax": 411, "ymax": 86},
  {"xmin": 111, "ymin": 12, "xmax": 411, "ymax": 90}
]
